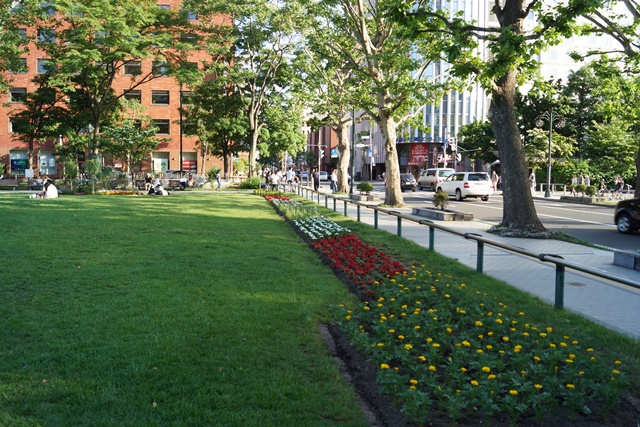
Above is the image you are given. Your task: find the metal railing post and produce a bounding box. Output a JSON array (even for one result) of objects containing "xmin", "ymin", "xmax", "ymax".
[
  {"xmin": 420, "ymin": 220, "xmax": 435, "ymax": 251},
  {"xmin": 325, "ymin": 195, "xmax": 328, "ymax": 208},
  {"xmin": 539, "ymin": 254, "xmax": 566, "ymax": 309},
  {"xmin": 343, "ymin": 200, "xmax": 348, "ymax": 216},
  {"xmin": 357, "ymin": 204, "xmax": 361, "ymax": 222},
  {"xmin": 333, "ymin": 197, "xmax": 337, "ymax": 212},
  {"xmin": 374, "ymin": 209, "xmax": 378, "ymax": 229},
  {"xmin": 555, "ymin": 264, "xmax": 566, "ymax": 309},
  {"xmin": 465, "ymin": 233, "xmax": 484, "ymax": 273}
]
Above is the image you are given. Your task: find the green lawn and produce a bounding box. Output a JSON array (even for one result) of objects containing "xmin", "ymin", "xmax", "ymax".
[
  {"xmin": 0, "ymin": 193, "xmax": 368, "ymax": 426},
  {"xmin": 1, "ymin": 192, "xmax": 638, "ymax": 426}
]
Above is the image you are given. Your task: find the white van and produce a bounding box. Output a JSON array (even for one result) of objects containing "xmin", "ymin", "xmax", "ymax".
[{"xmin": 417, "ymin": 168, "xmax": 455, "ymax": 191}]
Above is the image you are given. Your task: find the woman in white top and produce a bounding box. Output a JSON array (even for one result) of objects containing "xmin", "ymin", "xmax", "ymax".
[{"xmin": 43, "ymin": 181, "xmax": 59, "ymax": 198}]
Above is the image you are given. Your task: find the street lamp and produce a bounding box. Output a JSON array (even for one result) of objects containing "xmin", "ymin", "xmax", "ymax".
[{"xmin": 536, "ymin": 108, "xmax": 565, "ymax": 197}]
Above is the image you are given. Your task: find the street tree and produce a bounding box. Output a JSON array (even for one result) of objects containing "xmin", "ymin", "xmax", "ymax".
[
  {"xmin": 389, "ymin": 0, "xmax": 603, "ymax": 235},
  {"xmin": 457, "ymin": 121, "xmax": 496, "ymax": 164},
  {"xmin": 258, "ymin": 98, "xmax": 307, "ymax": 170},
  {"xmin": 184, "ymin": 77, "xmax": 248, "ymax": 177},
  {"xmin": 39, "ymin": 0, "xmax": 188, "ymax": 151},
  {"xmin": 10, "ymin": 76, "xmax": 68, "ymax": 174},
  {"xmin": 187, "ymin": 0, "xmax": 307, "ymax": 177},
  {"xmin": 298, "ymin": 12, "xmax": 361, "ymax": 194},
  {"xmin": 315, "ymin": 0, "xmax": 453, "ymax": 206},
  {"xmin": 98, "ymin": 100, "xmax": 167, "ymax": 186},
  {"xmin": 569, "ymin": 1, "xmax": 640, "ymax": 195},
  {"xmin": 0, "ymin": 0, "xmax": 40, "ymax": 91}
]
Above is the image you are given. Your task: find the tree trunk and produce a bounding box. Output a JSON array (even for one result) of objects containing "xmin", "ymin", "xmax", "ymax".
[
  {"xmin": 379, "ymin": 114, "xmax": 404, "ymax": 206},
  {"xmin": 635, "ymin": 143, "xmax": 640, "ymax": 198},
  {"xmin": 336, "ymin": 121, "xmax": 351, "ymax": 193},
  {"xmin": 489, "ymin": 71, "xmax": 547, "ymax": 235},
  {"xmin": 248, "ymin": 129, "xmax": 259, "ymax": 177}
]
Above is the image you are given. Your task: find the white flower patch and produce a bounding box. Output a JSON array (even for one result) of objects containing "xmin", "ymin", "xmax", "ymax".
[{"xmin": 293, "ymin": 216, "xmax": 350, "ymax": 240}]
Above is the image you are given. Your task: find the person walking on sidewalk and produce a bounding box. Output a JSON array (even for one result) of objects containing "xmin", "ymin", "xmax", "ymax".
[
  {"xmin": 312, "ymin": 168, "xmax": 320, "ymax": 191},
  {"xmin": 330, "ymin": 168, "xmax": 338, "ymax": 192},
  {"xmin": 491, "ymin": 170, "xmax": 498, "ymax": 190},
  {"xmin": 529, "ymin": 171, "xmax": 536, "ymax": 194}
]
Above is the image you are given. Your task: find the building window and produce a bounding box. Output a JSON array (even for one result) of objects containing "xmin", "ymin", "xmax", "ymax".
[
  {"xmin": 158, "ymin": 4, "xmax": 170, "ymax": 10},
  {"xmin": 41, "ymin": 2, "xmax": 56, "ymax": 15},
  {"xmin": 9, "ymin": 88, "xmax": 27, "ymax": 103},
  {"xmin": 182, "ymin": 9, "xmax": 198, "ymax": 21},
  {"xmin": 180, "ymin": 91, "xmax": 192, "ymax": 105},
  {"xmin": 18, "ymin": 28, "xmax": 27, "ymax": 42},
  {"xmin": 123, "ymin": 60, "xmax": 142, "ymax": 76},
  {"xmin": 182, "ymin": 122, "xmax": 196, "ymax": 135},
  {"xmin": 151, "ymin": 90, "xmax": 170, "ymax": 105},
  {"xmin": 10, "ymin": 58, "xmax": 27, "ymax": 74},
  {"xmin": 37, "ymin": 58, "xmax": 53, "ymax": 73},
  {"xmin": 123, "ymin": 90, "xmax": 141, "ymax": 101},
  {"xmin": 153, "ymin": 119, "xmax": 170, "ymax": 135},
  {"xmin": 152, "ymin": 61, "xmax": 169, "ymax": 77},
  {"xmin": 37, "ymin": 28, "xmax": 56, "ymax": 43},
  {"xmin": 180, "ymin": 33, "xmax": 199, "ymax": 45},
  {"xmin": 9, "ymin": 118, "xmax": 29, "ymax": 134}
]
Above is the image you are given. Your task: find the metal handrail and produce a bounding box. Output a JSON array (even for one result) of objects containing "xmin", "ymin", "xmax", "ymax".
[{"xmin": 295, "ymin": 186, "xmax": 640, "ymax": 309}]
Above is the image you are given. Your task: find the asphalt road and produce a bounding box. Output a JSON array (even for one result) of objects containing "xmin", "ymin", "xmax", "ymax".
[{"xmin": 370, "ymin": 182, "xmax": 638, "ymax": 251}]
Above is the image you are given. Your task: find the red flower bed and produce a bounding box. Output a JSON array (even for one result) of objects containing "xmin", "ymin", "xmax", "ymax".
[
  {"xmin": 311, "ymin": 234, "xmax": 405, "ymax": 297},
  {"xmin": 265, "ymin": 195, "xmax": 291, "ymax": 201}
]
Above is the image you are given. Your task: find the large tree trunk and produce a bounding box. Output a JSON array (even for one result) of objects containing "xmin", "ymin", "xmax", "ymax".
[
  {"xmin": 379, "ymin": 114, "xmax": 404, "ymax": 206},
  {"xmin": 336, "ymin": 121, "xmax": 351, "ymax": 193},
  {"xmin": 489, "ymin": 71, "xmax": 547, "ymax": 235}
]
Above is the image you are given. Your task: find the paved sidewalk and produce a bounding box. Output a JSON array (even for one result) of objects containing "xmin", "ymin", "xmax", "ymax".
[{"xmin": 311, "ymin": 188, "xmax": 640, "ymax": 339}]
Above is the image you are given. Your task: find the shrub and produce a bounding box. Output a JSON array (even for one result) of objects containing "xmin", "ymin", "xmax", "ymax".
[
  {"xmin": 357, "ymin": 181, "xmax": 374, "ymax": 194},
  {"xmin": 575, "ymin": 184, "xmax": 587, "ymax": 195},
  {"xmin": 585, "ymin": 185, "xmax": 597, "ymax": 197},
  {"xmin": 234, "ymin": 158, "xmax": 248, "ymax": 174},
  {"xmin": 433, "ymin": 190, "xmax": 449, "ymax": 211},
  {"xmin": 239, "ymin": 177, "xmax": 263, "ymax": 189}
]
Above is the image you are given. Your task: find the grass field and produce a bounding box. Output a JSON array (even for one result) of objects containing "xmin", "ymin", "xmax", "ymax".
[
  {"xmin": 0, "ymin": 191, "xmax": 638, "ymax": 426},
  {"xmin": 0, "ymin": 193, "xmax": 368, "ymax": 426}
]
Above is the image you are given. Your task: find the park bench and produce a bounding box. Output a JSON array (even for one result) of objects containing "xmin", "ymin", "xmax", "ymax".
[{"xmin": 0, "ymin": 179, "xmax": 20, "ymax": 190}]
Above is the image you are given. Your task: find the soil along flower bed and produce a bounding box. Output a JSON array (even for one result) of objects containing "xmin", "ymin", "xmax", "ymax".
[{"xmin": 260, "ymin": 192, "xmax": 629, "ymax": 425}]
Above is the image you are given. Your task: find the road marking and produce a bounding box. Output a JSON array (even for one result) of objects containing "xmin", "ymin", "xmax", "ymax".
[
  {"xmin": 537, "ymin": 203, "xmax": 614, "ymax": 218},
  {"xmin": 469, "ymin": 204, "xmax": 617, "ymax": 228}
]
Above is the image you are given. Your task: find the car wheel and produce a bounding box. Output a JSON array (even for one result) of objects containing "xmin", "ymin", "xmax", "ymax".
[
  {"xmin": 455, "ymin": 189, "xmax": 463, "ymax": 201},
  {"xmin": 436, "ymin": 187, "xmax": 442, "ymax": 193},
  {"xmin": 481, "ymin": 196, "xmax": 489, "ymax": 201},
  {"xmin": 430, "ymin": 184, "xmax": 435, "ymax": 191},
  {"xmin": 412, "ymin": 187, "xmax": 416, "ymax": 192},
  {"xmin": 616, "ymin": 213, "xmax": 633, "ymax": 234}
]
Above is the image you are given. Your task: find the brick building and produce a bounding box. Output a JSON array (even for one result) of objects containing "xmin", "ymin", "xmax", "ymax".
[{"xmin": 0, "ymin": 1, "xmax": 225, "ymax": 179}]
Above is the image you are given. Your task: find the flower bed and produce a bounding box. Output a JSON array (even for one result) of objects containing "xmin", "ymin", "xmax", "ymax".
[
  {"xmin": 101, "ymin": 190, "xmax": 140, "ymax": 196},
  {"xmin": 334, "ymin": 267, "xmax": 627, "ymax": 424},
  {"xmin": 259, "ymin": 192, "xmax": 628, "ymax": 425}
]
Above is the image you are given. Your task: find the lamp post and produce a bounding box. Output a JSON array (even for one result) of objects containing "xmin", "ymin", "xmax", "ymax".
[
  {"xmin": 179, "ymin": 84, "xmax": 183, "ymax": 175},
  {"xmin": 536, "ymin": 108, "xmax": 565, "ymax": 197},
  {"xmin": 350, "ymin": 110, "xmax": 355, "ymax": 196}
]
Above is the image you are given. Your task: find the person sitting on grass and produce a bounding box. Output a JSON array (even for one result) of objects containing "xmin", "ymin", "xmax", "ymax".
[
  {"xmin": 153, "ymin": 184, "xmax": 169, "ymax": 196},
  {"xmin": 31, "ymin": 180, "xmax": 58, "ymax": 199}
]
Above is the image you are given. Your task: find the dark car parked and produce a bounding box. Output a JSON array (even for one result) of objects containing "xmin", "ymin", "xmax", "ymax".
[
  {"xmin": 400, "ymin": 173, "xmax": 417, "ymax": 192},
  {"xmin": 614, "ymin": 197, "xmax": 640, "ymax": 234}
]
